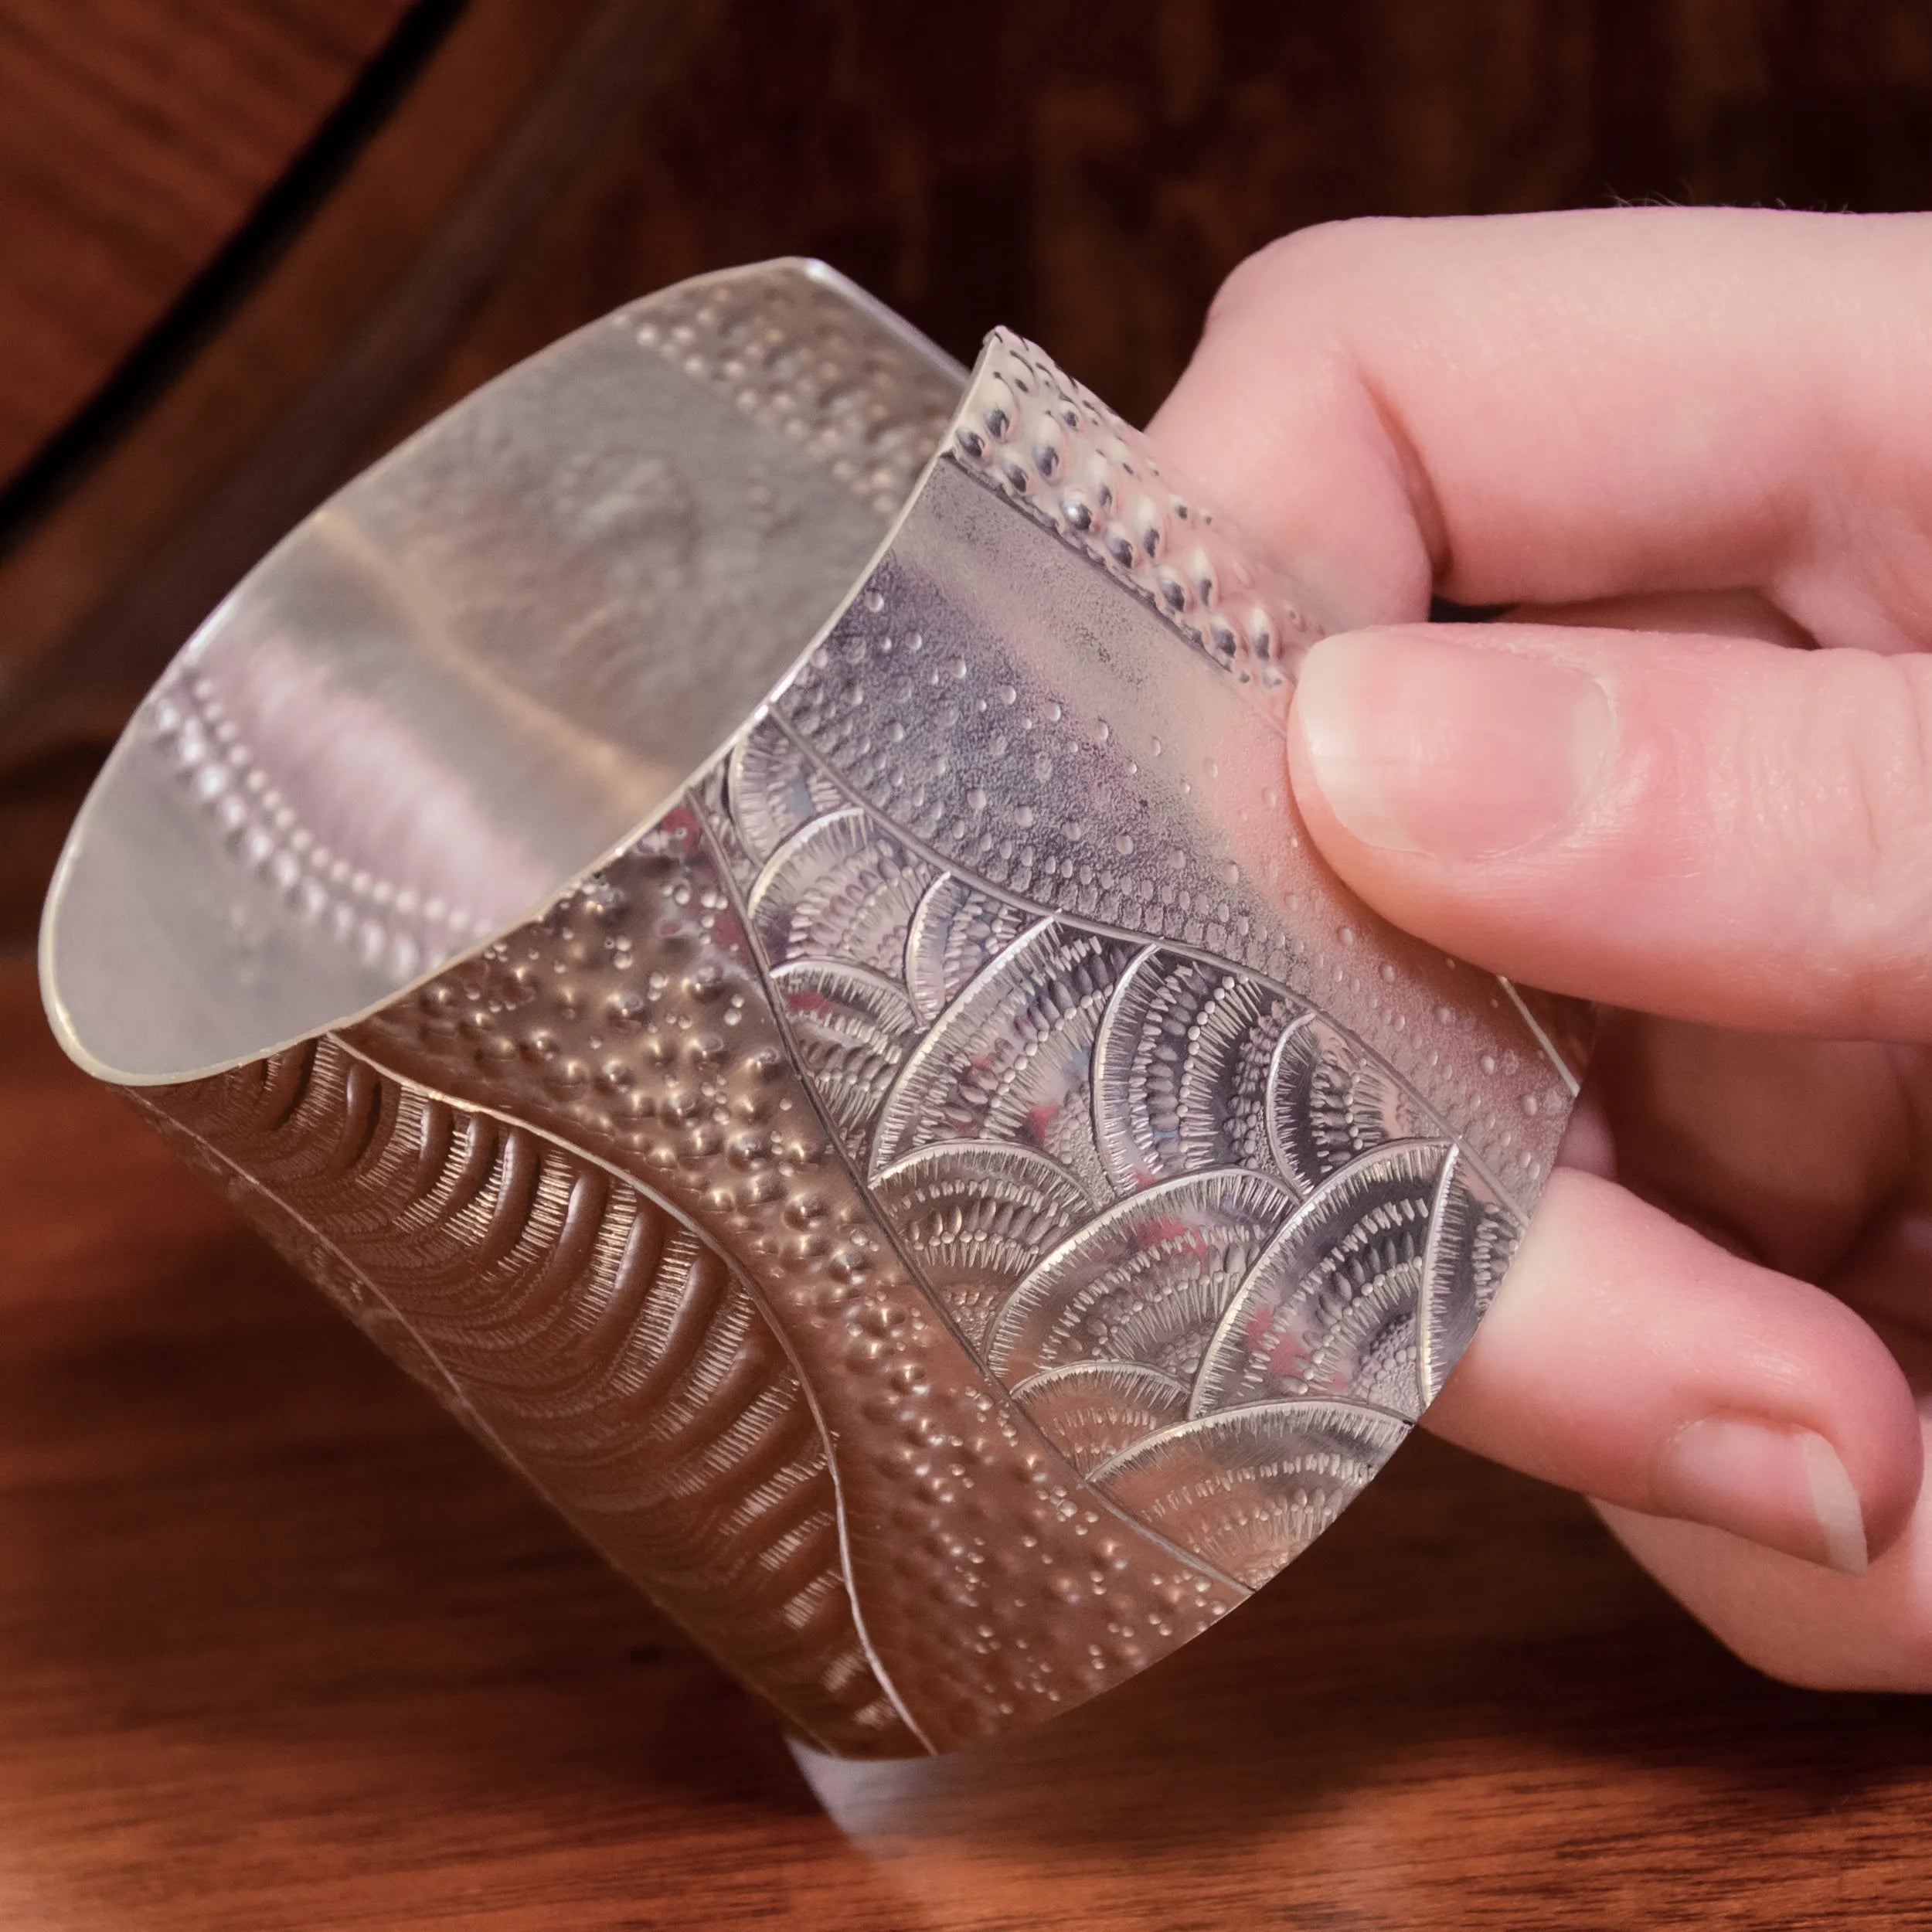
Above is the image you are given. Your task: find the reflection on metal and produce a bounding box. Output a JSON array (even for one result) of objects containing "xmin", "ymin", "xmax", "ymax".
[{"xmin": 41, "ymin": 260, "xmax": 1583, "ymax": 1756}]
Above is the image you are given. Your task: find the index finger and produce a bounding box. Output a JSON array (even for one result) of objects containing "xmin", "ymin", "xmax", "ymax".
[{"xmin": 1148, "ymin": 206, "xmax": 1932, "ymax": 648}]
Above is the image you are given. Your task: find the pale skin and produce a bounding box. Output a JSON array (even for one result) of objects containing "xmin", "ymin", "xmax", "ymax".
[{"xmin": 1149, "ymin": 206, "xmax": 1932, "ymax": 1689}]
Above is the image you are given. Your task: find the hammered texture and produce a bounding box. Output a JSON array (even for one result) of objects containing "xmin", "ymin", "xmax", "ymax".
[
  {"xmin": 341, "ymin": 804, "xmax": 1243, "ymax": 1752},
  {"xmin": 631, "ymin": 265, "xmax": 960, "ymax": 521},
  {"xmin": 132, "ymin": 1038, "xmax": 911, "ymax": 1757},
  {"xmin": 141, "ymin": 664, "xmax": 494, "ymax": 989},
  {"xmin": 948, "ymin": 328, "xmax": 1329, "ymax": 721}
]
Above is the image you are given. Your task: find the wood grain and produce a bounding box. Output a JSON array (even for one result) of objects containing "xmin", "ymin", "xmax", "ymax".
[
  {"xmin": 0, "ymin": 0, "xmax": 417, "ymax": 488},
  {"xmin": 5, "ymin": 938, "xmax": 1929, "ymax": 1930}
]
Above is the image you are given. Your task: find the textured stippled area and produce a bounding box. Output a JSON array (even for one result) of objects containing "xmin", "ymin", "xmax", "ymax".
[
  {"xmin": 140, "ymin": 663, "xmax": 495, "ymax": 992},
  {"xmin": 344, "ymin": 806, "xmax": 1243, "ymax": 1751},
  {"xmin": 133, "ymin": 1041, "xmax": 913, "ymax": 1758},
  {"xmin": 950, "ymin": 328, "xmax": 1328, "ymax": 717},
  {"xmin": 632, "ymin": 264, "xmax": 961, "ymax": 522}
]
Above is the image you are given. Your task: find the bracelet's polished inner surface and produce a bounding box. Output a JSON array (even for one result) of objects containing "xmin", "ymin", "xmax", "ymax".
[
  {"xmin": 43, "ymin": 267, "xmax": 963, "ymax": 1084},
  {"xmin": 41, "ymin": 261, "xmax": 1583, "ymax": 1759}
]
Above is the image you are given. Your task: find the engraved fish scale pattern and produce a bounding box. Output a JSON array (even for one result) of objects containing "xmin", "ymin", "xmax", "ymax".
[
  {"xmin": 1420, "ymin": 1151, "xmax": 1523, "ymax": 1405},
  {"xmin": 713, "ymin": 734, "xmax": 1529, "ymax": 1587},
  {"xmin": 872, "ymin": 920, "xmax": 1136, "ymax": 1199},
  {"xmin": 727, "ymin": 715, "xmax": 848, "ymax": 866},
  {"xmin": 1094, "ymin": 950, "xmax": 1300, "ymax": 1192},
  {"xmin": 1005, "ymin": 1363, "xmax": 1190, "ymax": 1478},
  {"xmin": 1192, "ymin": 1141, "xmax": 1447, "ymax": 1420},
  {"xmin": 872, "ymin": 1141, "xmax": 1093, "ymax": 1350},
  {"xmin": 86, "ymin": 275, "xmax": 1586, "ymax": 1757},
  {"xmin": 136, "ymin": 1035, "xmax": 912, "ymax": 1759},
  {"xmin": 905, "ymin": 873, "xmax": 1034, "ymax": 1025},
  {"xmin": 749, "ymin": 807, "xmax": 934, "ymax": 978},
  {"xmin": 1267, "ymin": 1013, "xmax": 1440, "ymax": 1197},
  {"xmin": 765, "ymin": 959, "xmax": 919, "ymax": 1158},
  {"xmin": 1090, "ymin": 1402, "xmax": 1413, "ymax": 1590},
  {"xmin": 987, "ymin": 1170, "xmax": 1296, "ymax": 1386},
  {"xmin": 777, "ymin": 477, "xmax": 1579, "ymax": 1209}
]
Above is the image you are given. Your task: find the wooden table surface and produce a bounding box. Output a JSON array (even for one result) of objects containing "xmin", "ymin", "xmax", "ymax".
[
  {"xmin": 0, "ymin": 0, "xmax": 418, "ymax": 491},
  {"xmin": 3, "ymin": 948, "xmax": 1928, "ymax": 1930}
]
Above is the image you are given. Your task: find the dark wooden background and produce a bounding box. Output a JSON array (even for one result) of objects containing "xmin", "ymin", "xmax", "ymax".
[{"xmin": 6, "ymin": 4, "xmax": 1932, "ymax": 1926}]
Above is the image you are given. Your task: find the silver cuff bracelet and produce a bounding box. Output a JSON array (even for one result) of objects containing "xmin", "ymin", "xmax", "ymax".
[{"xmin": 41, "ymin": 260, "xmax": 1586, "ymax": 1757}]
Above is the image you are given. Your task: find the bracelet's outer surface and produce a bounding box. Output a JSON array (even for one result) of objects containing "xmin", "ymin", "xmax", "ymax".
[{"xmin": 41, "ymin": 261, "xmax": 1587, "ymax": 1758}]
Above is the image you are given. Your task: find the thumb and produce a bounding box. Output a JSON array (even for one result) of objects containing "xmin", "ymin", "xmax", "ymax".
[{"xmin": 1285, "ymin": 621, "xmax": 1932, "ymax": 1039}]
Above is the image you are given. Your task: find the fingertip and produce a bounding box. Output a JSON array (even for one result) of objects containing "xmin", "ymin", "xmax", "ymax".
[
  {"xmin": 1284, "ymin": 636, "xmax": 1379, "ymax": 856},
  {"xmin": 1283, "ymin": 629, "xmax": 1543, "ymax": 972},
  {"xmin": 1597, "ymin": 1475, "xmax": 1932, "ymax": 1692},
  {"xmin": 1424, "ymin": 1169, "xmax": 1923, "ymax": 1574},
  {"xmin": 1825, "ymin": 1327, "xmax": 1923, "ymax": 1562}
]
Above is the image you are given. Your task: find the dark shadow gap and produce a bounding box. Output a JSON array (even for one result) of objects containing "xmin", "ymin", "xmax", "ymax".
[{"xmin": 0, "ymin": 0, "xmax": 467, "ymax": 556}]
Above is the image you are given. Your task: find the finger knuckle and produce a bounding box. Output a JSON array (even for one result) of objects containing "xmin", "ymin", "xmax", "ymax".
[
  {"xmin": 1801, "ymin": 652, "xmax": 1932, "ymax": 1032},
  {"xmin": 1770, "ymin": 649, "xmax": 1932, "ymax": 1036},
  {"xmin": 1206, "ymin": 218, "xmax": 1407, "ymax": 335}
]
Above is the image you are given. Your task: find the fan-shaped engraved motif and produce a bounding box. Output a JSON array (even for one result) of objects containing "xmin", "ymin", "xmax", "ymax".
[
  {"xmin": 1266, "ymin": 1014, "xmax": 1438, "ymax": 1196},
  {"xmin": 986, "ymin": 1168, "xmax": 1294, "ymax": 1386},
  {"xmin": 1093, "ymin": 949, "xmax": 1301, "ymax": 1195},
  {"xmin": 748, "ymin": 806, "xmax": 934, "ymax": 978},
  {"xmin": 1089, "ymin": 1400, "xmax": 1410, "ymax": 1588},
  {"xmin": 726, "ymin": 713, "xmax": 847, "ymax": 865},
  {"xmin": 139, "ymin": 1036, "xmax": 910, "ymax": 1758},
  {"xmin": 1419, "ymin": 1152, "xmax": 1523, "ymax": 1404},
  {"xmin": 1192, "ymin": 1140, "xmax": 1450, "ymax": 1422},
  {"xmin": 903, "ymin": 872, "xmax": 1034, "ymax": 1025},
  {"xmin": 768, "ymin": 960, "xmax": 920, "ymax": 1152},
  {"xmin": 872, "ymin": 1141, "xmax": 1094, "ymax": 1349},
  {"xmin": 1007, "ymin": 1362, "xmax": 1190, "ymax": 1477},
  {"xmin": 869, "ymin": 920, "xmax": 1138, "ymax": 1197}
]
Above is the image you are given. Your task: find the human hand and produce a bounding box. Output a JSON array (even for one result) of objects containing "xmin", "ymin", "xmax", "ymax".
[{"xmin": 1151, "ymin": 206, "xmax": 1932, "ymax": 1688}]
